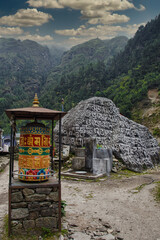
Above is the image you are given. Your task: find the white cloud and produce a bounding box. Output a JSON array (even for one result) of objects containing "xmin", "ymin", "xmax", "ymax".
[
  {"xmin": 0, "ymin": 27, "xmax": 23, "ymax": 36},
  {"xmin": 18, "ymin": 33, "xmax": 54, "ymax": 43},
  {"xmin": 136, "ymin": 4, "xmax": 146, "ymax": 11},
  {"xmin": 59, "ymin": 0, "xmax": 135, "ymax": 11},
  {"xmin": 27, "ymin": 0, "xmax": 145, "ymax": 12},
  {"xmin": 55, "ymin": 22, "xmax": 145, "ymax": 46},
  {"xmin": 0, "ymin": 8, "xmax": 53, "ymax": 27},
  {"xmin": 27, "ymin": 0, "xmax": 145, "ymax": 26},
  {"xmin": 55, "ymin": 24, "xmax": 143, "ymax": 41},
  {"xmin": 87, "ymin": 13, "xmax": 130, "ymax": 25},
  {"xmin": 27, "ymin": 0, "xmax": 63, "ymax": 9}
]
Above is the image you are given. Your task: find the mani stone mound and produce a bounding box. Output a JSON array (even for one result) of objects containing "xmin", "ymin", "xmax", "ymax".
[{"xmin": 55, "ymin": 97, "xmax": 160, "ymax": 172}]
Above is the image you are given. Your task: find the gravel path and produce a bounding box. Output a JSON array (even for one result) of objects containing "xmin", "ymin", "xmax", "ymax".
[
  {"xmin": 62, "ymin": 172, "xmax": 160, "ymax": 240},
  {"xmin": 0, "ymin": 161, "xmax": 9, "ymax": 236}
]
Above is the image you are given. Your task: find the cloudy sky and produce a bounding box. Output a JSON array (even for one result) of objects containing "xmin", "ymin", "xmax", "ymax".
[{"xmin": 0, "ymin": 0, "xmax": 159, "ymax": 48}]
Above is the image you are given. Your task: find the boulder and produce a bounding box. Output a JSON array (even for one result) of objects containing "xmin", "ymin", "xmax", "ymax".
[{"xmin": 55, "ymin": 97, "xmax": 160, "ymax": 172}]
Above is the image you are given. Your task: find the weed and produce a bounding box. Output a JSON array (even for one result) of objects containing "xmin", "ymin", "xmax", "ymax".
[
  {"xmin": 154, "ymin": 182, "xmax": 160, "ymax": 202},
  {"xmin": 134, "ymin": 183, "xmax": 147, "ymax": 192},
  {"xmin": 73, "ymin": 187, "xmax": 81, "ymax": 192},
  {"xmin": 41, "ymin": 227, "xmax": 52, "ymax": 239},
  {"xmin": 85, "ymin": 192, "xmax": 93, "ymax": 199},
  {"xmin": 96, "ymin": 144, "xmax": 102, "ymax": 149},
  {"xmin": 61, "ymin": 200, "xmax": 67, "ymax": 217},
  {"xmin": 153, "ymin": 127, "xmax": 160, "ymax": 137},
  {"xmin": 61, "ymin": 229, "xmax": 68, "ymax": 235}
]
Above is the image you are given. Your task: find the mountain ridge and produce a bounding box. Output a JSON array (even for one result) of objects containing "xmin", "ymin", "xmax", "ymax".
[{"xmin": 0, "ymin": 13, "xmax": 160, "ymax": 135}]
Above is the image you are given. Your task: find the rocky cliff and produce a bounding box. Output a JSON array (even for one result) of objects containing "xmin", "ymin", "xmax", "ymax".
[{"xmin": 55, "ymin": 97, "xmax": 160, "ymax": 172}]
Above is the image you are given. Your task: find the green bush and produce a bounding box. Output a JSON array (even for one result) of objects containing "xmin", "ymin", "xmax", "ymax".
[{"xmin": 153, "ymin": 127, "xmax": 160, "ymax": 137}]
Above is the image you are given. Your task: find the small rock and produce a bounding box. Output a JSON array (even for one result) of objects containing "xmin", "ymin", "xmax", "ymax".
[
  {"xmin": 38, "ymin": 236, "xmax": 43, "ymax": 240},
  {"xmin": 11, "ymin": 192, "xmax": 23, "ymax": 203},
  {"xmin": 23, "ymin": 220, "xmax": 35, "ymax": 231},
  {"xmin": 113, "ymin": 158, "xmax": 118, "ymax": 162},
  {"xmin": 36, "ymin": 217, "xmax": 57, "ymax": 229},
  {"xmin": 107, "ymin": 229, "xmax": 113, "ymax": 234},
  {"xmin": 130, "ymin": 190, "xmax": 139, "ymax": 193},
  {"xmin": 70, "ymin": 232, "xmax": 91, "ymax": 240},
  {"xmin": 11, "ymin": 208, "xmax": 29, "ymax": 219},
  {"xmin": 103, "ymin": 223, "xmax": 111, "ymax": 228},
  {"xmin": 36, "ymin": 188, "xmax": 52, "ymax": 194},
  {"xmin": 101, "ymin": 234, "xmax": 115, "ymax": 240},
  {"xmin": 47, "ymin": 192, "xmax": 59, "ymax": 201},
  {"xmin": 70, "ymin": 223, "xmax": 79, "ymax": 227},
  {"xmin": 99, "ymin": 227, "xmax": 107, "ymax": 232},
  {"xmin": 12, "ymin": 222, "xmax": 23, "ymax": 234},
  {"xmin": 25, "ymin": 194, "xmax": 46, "ymax": 202},
  {"xmin": 117, "ymin": 237, "xmax": 124, "ymax": 240},
  {"xmin": 11, "ymin": 202, "xmax": 27, "ymax": 208},
  {"xmin": 112, "ymin": 167, "xmax": 117, "ymax": 173},
  {"xmin": 93, "ymin": 231, "xmax": 102, "ymax": 236},
  {"xmin": 62, "ymin": 222, "xmax": 69, "ymax": 230},
  {"xmin": 23, "ymin": 188, "xmax": 35, "ymax": 196},
  {"xmin": 59, "ymin": 235, "xmax": 64, "ymax": 240}
]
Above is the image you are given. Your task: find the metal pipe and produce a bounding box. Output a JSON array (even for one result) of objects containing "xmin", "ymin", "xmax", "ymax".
[
  {"xmin": 9, "ymin": 126, "xmax": 13, "ymax": 186},
  {"xmin": 8, "ymin": 186, "xmax": 11, "ymax": 236},
  {"xmin": 58, "ymin": 184, "xmax": 61, "ymax": 232},
  {"xmin": 12, "ymin": 120, "xmax": 15, "ymax": 177},
  {"xmin": 51, "ymin": 119, "xmax": 54, "ymax": 171},
  {"xmin": 58, "ymin": 114, "xmax": 61, "ymax": 183}
]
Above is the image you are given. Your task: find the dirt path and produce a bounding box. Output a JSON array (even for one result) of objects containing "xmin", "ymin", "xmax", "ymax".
[
  {"xmin": 0, "ymin": 162, "xmax": 160, "ymax": 240},
  {"xmin": 62, "ymin": 173, "xmax": 160, "ymax": 240},
  {"xmin": 0, "ymin": 164, "xmax": 9, "ymax": 236}
]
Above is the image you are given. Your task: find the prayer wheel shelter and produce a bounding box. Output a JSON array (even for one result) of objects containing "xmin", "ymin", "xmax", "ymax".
[{"xmin": 5, "ymin": 94, "xmax": 66, "ymax": 236}]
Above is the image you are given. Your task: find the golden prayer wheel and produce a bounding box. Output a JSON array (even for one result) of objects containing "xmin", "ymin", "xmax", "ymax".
[{"xmin": 18, "ymin": 122, "xmax": 50, "ymax": 182}]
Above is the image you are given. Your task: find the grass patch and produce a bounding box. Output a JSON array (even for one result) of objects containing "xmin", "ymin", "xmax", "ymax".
[
  {"xmin": 153, "ymin": 127, "xmax": 160, "ymax": 137},
  {"xmin": 154, "ymin": 182, "xmax": 160, "ymax": 202},
  {"xmin": 61, "ymin": 228, "xmax": 68, "ymax": 235},
  {"xmin": 85, "ymin": 193, "xmax": 93, "ymax": 199},
  {"xmin": 134, "ymin": 183, "xmax": 147, "ymax": 192},
  {"xmin": 110, "ymin": 169, "xmax": 143, "ymax": 180}
]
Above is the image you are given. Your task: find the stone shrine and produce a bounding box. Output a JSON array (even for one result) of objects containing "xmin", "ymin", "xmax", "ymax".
[{"xmin": 55, "ymin": 97, "xmax": 160, "ymax": 172}]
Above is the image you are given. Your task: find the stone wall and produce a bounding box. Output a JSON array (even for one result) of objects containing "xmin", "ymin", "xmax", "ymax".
[
  {"xmin": 10, "ymin": 186, "xmax": 59, "ymax": 235},
  {"xmin": 55, "ymin": 97, "xmax": 160, "ymax": 172}
]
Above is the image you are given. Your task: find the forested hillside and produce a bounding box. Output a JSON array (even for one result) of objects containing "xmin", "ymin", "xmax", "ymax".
[
  {"xmin": 40, "ymin": 14, "xmax": 160, "ymax": 118},
  {"xmin": 0, "ymin": 36, "xmax": 127, "ymax": 132},
  {"xmin": 0, "ymin": 13, "xmax": 160, "ymax": 133},
  {"xmin": 101, "ymin": 15, "xmax": 160, "ymax": 117},
  {"xmin": 0, "ymin": 38, "xmax": 52, "ymax": 108},
  {"xmin": 0, "ymin": 38, "xmax": 64, "ymax": 132},
  {"xmin": 40, "ymin": 36, "xmax": 128, "ymax": 110}
]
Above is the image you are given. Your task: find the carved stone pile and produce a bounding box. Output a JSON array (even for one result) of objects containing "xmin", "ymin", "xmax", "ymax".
[{"xmin": 55, "ymin": 97, "xmax": 160, "ymax": 172}]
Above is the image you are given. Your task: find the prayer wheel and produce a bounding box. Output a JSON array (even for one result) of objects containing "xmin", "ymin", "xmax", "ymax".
[{"xmin": 18, "ymin": 122, "xmax": 50, "ymax": 182}]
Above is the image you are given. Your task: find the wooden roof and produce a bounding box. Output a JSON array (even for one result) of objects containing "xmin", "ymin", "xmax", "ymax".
[{"xmin": 5, "ymin": 107, "xmax": 66, "ymax": 120}]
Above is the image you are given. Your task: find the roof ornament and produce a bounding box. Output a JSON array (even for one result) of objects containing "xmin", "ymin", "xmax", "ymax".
[{"xmin": 32, "ymin": 93, "xmax": 39, "ymax": 107}]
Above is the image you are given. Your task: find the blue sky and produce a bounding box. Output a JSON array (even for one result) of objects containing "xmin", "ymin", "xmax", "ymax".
[{"xmin": 0, "ymin": 0, "xmax": 159, "ymax": 48}]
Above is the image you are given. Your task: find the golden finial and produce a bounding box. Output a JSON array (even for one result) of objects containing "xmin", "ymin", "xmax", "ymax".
[{"xmin": 32, "ymin": 93, "xmax": 39, "ymax": 107}]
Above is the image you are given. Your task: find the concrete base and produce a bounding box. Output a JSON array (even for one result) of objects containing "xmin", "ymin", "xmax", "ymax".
[{"xmin": 62, "ymin": 169, "xmax": 105, "ymax": 180}]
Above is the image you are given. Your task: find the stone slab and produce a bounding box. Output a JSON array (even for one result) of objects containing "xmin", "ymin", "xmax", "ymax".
[{"xmin": 62, "ymin": 170, "xmax": 104, "ymax": 179}]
